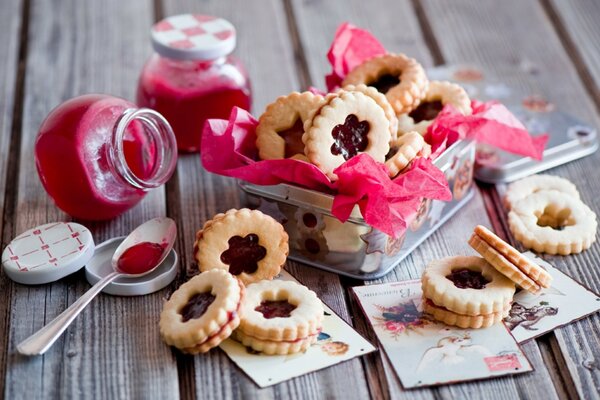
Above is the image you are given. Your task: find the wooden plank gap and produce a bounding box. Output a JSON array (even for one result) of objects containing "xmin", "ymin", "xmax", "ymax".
[
  {"xmin": 410, "ymin": 0, "xmax": 445, "ymax": 65},
  {"xmin": 0, "ymin": 0, "xmax": 30, "ymax": 393},
  {"xmin": 282, "ymin": 0, "xmax": 313, "ymax": 90},
  {"xmin": 538, "ymin": 334, "xmax": 579, "ymax": 400},
  {"xmin": 539, "ymin": 0, "xmax": 600, "ymax": 114},
  {"xmin": 153, "ymin": 0, "xmax": 164, "ymax": 22}
]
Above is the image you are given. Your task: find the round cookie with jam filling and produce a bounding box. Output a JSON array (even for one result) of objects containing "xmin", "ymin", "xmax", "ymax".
[
  {"xmin": 195, "ymin": 209, "xmax": 289, "ymax": 285},
  {"xmin": 256, "ymin": 91, "xmax": 326, "ymax": 160},
  {"xmin": 235, "ymin": 280, "xmax": 324, "ymax": 354},
  {"xmin": 159, "ymin": 269, "xmax": 244, "ymax": 354},
  {"xmin": 303, "ymin": 90, "xmax": 391, "ymax": 181},
  {"xmin": 341, "ymin": 53, "xmax": 428, "ymax": 115},
  {"xmin": 421, "ymin": 256, "xmax": 515, "ymax": 318}
]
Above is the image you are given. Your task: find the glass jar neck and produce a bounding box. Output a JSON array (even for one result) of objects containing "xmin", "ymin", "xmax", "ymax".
[{"xmin": 109, "ymin": 108, "xmax": 178, "ymax": 190}]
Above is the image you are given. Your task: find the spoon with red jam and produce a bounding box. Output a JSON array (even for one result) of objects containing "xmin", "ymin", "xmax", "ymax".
[{"xmin": 17, "ymin": 217, "xmax": 177, "ymax": 356}]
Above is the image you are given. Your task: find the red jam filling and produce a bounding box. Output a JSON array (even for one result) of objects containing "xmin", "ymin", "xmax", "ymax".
[
  {"xmin": 276, "ymin": 118, "xmax": 306, "ymax": 158},
  {"xmin": 330, "ymin": 114, "xmax": 370, "ymax": 160},
  {"xmin": 305, "ymin": 238, "xmax": 321, "ymax": 254},
  {"xmin": 220, "ymin": 234, "xmax": 267, "ymax": 275},
  {"xmin": 180, "ymin": 292, "xmax": 216, "ymax": 322},
  {"xmin": 255, "ymin": 300, "xmax": 297, "ymax": 319},
  {"xmin": 369, "ymin": 74, "xmax": 400, "ymax": 94},
  {"xmin": 408, "ymin": 100, "xmax": 444, "ymax": 123},
  {"xmin": 302, "ymin": 213, "xmax": 318, "ymax": 228},
  {"xmin": 446, "ymin": 268, "xmax": 490, "ymax": 290},
  {"xmin": 117, "ymin": 241, "xmax": 166, "ymax": 275}
]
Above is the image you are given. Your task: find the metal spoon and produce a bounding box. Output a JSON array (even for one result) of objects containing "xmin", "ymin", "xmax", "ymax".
[{"xmin": 17, "ymin": 217, "xmax": 177, "ymax": 356}]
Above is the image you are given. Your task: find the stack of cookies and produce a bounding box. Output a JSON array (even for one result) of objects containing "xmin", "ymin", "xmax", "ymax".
[
  {"xmin": 422, "ymin": 224, "xmax": 553, "ymax": 329},
  {"xmin": 160, "ymin": 208, "xmax": 324, "ymax": 355},
  {"xmin": 504, "ymin": 174, "xmax": 597, "ymax": 255},
  {"xmin": 255, "ymin": 52, "xmax": 472, "ymax": 181}
]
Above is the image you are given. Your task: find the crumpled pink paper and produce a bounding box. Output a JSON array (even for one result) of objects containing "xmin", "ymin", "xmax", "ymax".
[
  {"xmin": 425, "ymin": 101, "xmax": 548, "ymax": 160},
  {"xmin": 325, "ymin": 22, "xmax": 386, "ymax": 91},
  {"xmin": 201, "ymin": 107, "xmax": 451, "ymax": 238}
]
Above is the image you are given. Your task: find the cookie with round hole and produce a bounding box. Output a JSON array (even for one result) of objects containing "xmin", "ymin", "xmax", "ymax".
[{"xmin": 504, "ymin": 174, "xmax": 580, "ymax": 210}]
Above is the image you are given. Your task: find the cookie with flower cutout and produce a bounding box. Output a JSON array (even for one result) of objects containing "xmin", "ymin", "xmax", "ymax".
[
  {"xmin": 422, "ymin": 256, "xmax": 515, "ymax": 318},
  {"xmin": 303, "ymin": 90, "xmax": 391, "ymax": 180},
  {"xmin": 504, "ymin": 174, "xmax": 580, "ymax": 210},
  {"xmin": 159, "ymin": 269, "xmax": 244, "ymax": 354},
  {"xmin": 256, "ymin": 91, "xmax": 326, "ymax": 160},
  {"xmin": 234, "ymin": 280, "xmax": 324, "ymax": 355},
  {"xmin": 337, "ymin": 84, "xmax": 399, "ymax": 142},
  {"xmin": 385, "ymin": 131, "xmax": 430, "ymax": 178},
  {"xmin": 342, "ymin": 53, "xmax": 428, "ymax": 115},
  {"xmin": 508, "ymin": 190, "xmax": 597, "ymax": 255},
  {"xmin": 195, "ymin": 209, "xmax": 289, "ymax": 285},
  {"xmin": 397, "ymin": 81, "xmax": 472, "ymax": 136}
]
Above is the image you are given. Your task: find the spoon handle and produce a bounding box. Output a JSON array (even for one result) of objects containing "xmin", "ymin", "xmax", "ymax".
[{"xmin": 17, "ymin": 271, "xmax": 121, "ymax": 356}]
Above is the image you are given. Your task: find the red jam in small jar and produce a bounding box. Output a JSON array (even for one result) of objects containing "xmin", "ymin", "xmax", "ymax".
[
  {"xmin": 136, "ymin": 14, "xmax": 251, "ymax": 152},
  {"xmin": 35, "ymin": 94, "xmax": 177, "ymax": 220}
]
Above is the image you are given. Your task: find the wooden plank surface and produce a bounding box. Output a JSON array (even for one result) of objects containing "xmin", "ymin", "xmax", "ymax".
[
  {"xmin": 422, "ymin": 0, "xmax": 600, "ymax": 398},
  {"xmin": 2, "ymin": 0, "xmax": 179, "ymax": 398},
  {"xmin": 161, "ymin": 1, "xmax": 371, "ymax": 399}
]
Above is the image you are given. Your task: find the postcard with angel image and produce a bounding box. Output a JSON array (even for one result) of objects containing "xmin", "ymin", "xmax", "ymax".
[
  {"xmin": 506, "ymin": 252, "xmax": 600, "ymax": 343},
  {"xmin": 353, "ymin": 280, "xmax": 532, "ymax": 388}
]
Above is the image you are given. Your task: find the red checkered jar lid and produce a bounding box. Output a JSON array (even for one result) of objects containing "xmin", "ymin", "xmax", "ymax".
[
  {"xmin": 151, "ymin": 14, "xmax": 237, "ymax": 61},
  {"xmin": 2, "ymin": 222, "xmax": 95, "ymax": 285}
]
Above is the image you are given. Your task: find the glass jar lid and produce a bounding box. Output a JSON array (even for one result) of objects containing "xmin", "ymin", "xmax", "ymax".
[{"xmin": 151, "ymin": 14, "xmax": 236, "ymax": 61}]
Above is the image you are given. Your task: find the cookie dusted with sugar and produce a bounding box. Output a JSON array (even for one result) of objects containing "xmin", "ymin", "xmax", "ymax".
[
  {"xmin": 342, "ymin": 53, "xmax": 428, "ymax": 115},
  {"xmin": 397, "ymin": 80, "xmax": 471, "ymax": 136},
  {"xmin": 194, "ymin": 209, "xmax": 289, "ymax": 285},
  {"xmin": 159, "ymin": 269, "xmax": 244, "ymax": 354},
  {"xmin": 303, "ymin": 90, "xmax": 391, "ymax": 180},
  {"xmin": 256, "ymin": 91, "xmax": 326, "ymax": 160},
  {"xmin": 234, "ymin": 280, "xmax": 324, "ymax": 355}
]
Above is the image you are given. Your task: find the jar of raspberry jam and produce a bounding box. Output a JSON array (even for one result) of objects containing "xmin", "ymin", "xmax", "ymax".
[
  {"xmin": 136, "ymin": 14, "xmax": 252, "ymax": 152},
  {"xmin": 35, "ymin": 94, "xmax": 177, "ymax": 220}
]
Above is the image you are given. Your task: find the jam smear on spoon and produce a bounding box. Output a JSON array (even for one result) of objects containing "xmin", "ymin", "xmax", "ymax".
[{"xmin": 117, "ymin": 241, "xmax": 166, "ymax": 275}]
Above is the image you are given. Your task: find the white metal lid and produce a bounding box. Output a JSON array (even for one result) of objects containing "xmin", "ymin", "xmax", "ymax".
[
  {"xmin": 151, "ymin": 14, "xmax": 236, "ymax": 61},
  {"xmin": 2, "ymin": 222, "xmax": 95, "ymax": 285}
]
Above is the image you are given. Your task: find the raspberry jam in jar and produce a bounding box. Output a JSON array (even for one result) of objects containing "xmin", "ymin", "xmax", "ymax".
[
  {"xmin": 137, "ymin": 14, "xmax": 251, "ymax": 152},
  {"xmin": 35, "ymin": 94, "xmax": 177, "ymax": 220}
]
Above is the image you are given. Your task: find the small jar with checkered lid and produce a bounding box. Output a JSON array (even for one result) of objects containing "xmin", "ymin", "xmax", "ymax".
[{"xmin": 137, "ymin": 14, "xmax": 252, "ymax": 152}]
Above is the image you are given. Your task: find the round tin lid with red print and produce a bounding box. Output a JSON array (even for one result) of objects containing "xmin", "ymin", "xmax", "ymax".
[
  {"xmin": 2, "ymin": 222, "xmax": 95, "ymax": 285},
  {"xmin": 151, "ymin": 14, "xmax": 236, "ymax": 61}
]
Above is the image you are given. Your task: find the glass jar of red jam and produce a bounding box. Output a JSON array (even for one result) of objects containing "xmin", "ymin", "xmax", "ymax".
[
  {"xmin": 35, "ymin": 94, "xmax": 178, "ymax": 220},
  {"xmin": 136, "ymin": 14, "xmax": 251, "ymax": 152}
]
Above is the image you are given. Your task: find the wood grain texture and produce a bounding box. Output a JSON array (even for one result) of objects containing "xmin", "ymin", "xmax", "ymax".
[
  {"xmin": 3, "ymin": 0, "xmax": 178, "ymax": 398},
  {"xmin": 422, "ymin": 0, "xmax": 600, "ymax": 398},
  {"xmin": 161, "ymin": 0, "xmax": 370, "ymax": 398}
]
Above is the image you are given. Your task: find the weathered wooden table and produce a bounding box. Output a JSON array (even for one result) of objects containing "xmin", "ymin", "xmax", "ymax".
[{"xmin": 1, "ymin": 0, "xmax": 599, "ymax": 398}]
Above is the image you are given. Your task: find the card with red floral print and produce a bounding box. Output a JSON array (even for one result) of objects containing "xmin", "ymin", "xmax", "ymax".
[
  {"xmin": 352, "ymin": 279, "xmax": 532, "ymax": 388},
  {"xmin": 219, "ymin": 270, "xmax": 376, "ymax": 387}
]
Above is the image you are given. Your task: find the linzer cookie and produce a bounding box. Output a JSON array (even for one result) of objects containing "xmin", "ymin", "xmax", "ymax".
[
  {"xmin": 468, "ymin": 225, "xmax": 552, "ymax": 294},
  {"xmin": 421, "ymin": 256, "xmax": 515, "ymax": 328},
  {"xmin": 194, "ymin": 209, "xmax": 289, "ymax": 285},
  {"xmin": 504, "ymin": 174, "xmax": 580, "ymax": 210},
  {"xmin": 397, "ymin": 80, "xmax": 472, "ymax": 136},
  {"xmin": 234, "ymin": 280, "xmax": 324, "ymax": 355},
  {"xmin": 341, "ymin": 53, "xmax": 428, "ymax": 115},
  {"xmin": 303, "ymin": 90, "xmax": 391, "ymax": 180},
  {"xmin": 159, "ymin": 269, "xmax": 244, "ymax": 354},
  {"xmin": 385, "ymin": 131, "xmax": 429, "ymax": 178},
  {"xmin": 508, "ymin": 191, "xmax": 597, "ymax": 255},
  {"xmin": 256, "ymin": 92, "xmax": 326, "ymax": 160}
]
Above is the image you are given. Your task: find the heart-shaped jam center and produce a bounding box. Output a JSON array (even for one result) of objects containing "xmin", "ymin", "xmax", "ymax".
[
  {"xmin": 220, "ymin": 234, "xmax": 267, "ymax": 275},
  {"xmin": 536, "ymin": 205, "xmax": 575, "ymax": 231},
  {"xmin": 180, "ymin": 292, "xmax": 216, "ymax": 322},
  {"xmin": 409, "ymin": 100, "xmax": 444, "ymax": 123},
  {"xmin": 446, "ymin": 268, "xmax": 490, "ymax": 289},
  {"xmin": 369, "ymin": 73, "xmax": 400, "ymax": 94},
  {"xmin": 330, "ymin": 114, "xmax": 370, "ymax": 160},
  {"xmin": 276, "ymin": 117, "xmax": 305, "ymax": 158},
  {"xmin": 255, "ymin": 300, "xmax": 297, "ymax": 319}
]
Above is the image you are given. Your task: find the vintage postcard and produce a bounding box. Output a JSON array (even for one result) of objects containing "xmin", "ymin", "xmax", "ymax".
[
  {"xmin": 353, "ymin": 279, "xmax": 532, "ymax": 388},
  {"xmin": 219, "ymin": 270, "xmax": 376, "ymax": 388},
  {"xmin": 506, "ymin": 252, "xmax": 600, "ymax": 343}
]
